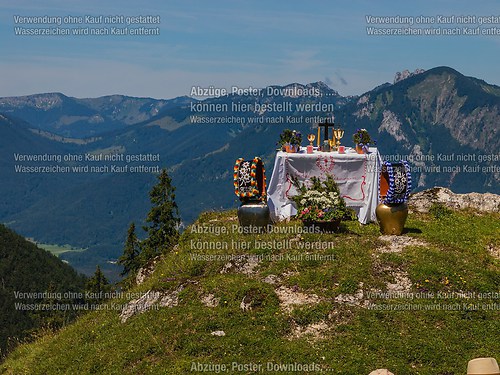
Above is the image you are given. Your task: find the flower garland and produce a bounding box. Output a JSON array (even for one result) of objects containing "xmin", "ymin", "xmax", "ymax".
[
  {"xmin": 233, "ymin": 157, "xmax": 267, "ymax": 202},
  {"xmin": 381, "ymin": 160, "xmax": 412, "ymax": 204}
]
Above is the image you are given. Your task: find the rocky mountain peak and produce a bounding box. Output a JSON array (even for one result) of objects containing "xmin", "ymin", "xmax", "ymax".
[
  {"xmin": 309, "ymin": 81, "xmax": 341, "ymax": 97},
  {"xmin": 394, "ymin": 68, "xmax": 425, "ymax": 84}
]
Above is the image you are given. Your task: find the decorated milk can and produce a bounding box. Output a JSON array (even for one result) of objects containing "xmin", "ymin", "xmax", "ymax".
[{"xmin": 376, "ymin": 161, "xmax": 412, "ymax": 235}]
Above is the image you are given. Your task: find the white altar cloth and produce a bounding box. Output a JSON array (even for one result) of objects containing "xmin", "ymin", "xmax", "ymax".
[{"xmin": 267, "ymin": 148, "xmax": 381, "ymax": 224}]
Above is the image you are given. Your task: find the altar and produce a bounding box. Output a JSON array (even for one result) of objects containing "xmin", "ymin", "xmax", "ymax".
[{"xmin": 267, "ymin": 148, "xmax": 381, "ymax": 224}]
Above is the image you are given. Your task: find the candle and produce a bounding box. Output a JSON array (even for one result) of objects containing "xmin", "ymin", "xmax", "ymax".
[{"xmin": 317, "ymin": 126, "xmax": 320, "ymax": 147}]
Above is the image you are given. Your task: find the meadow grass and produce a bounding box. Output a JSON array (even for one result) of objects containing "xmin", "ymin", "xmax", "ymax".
[{"xmin": 1, "ymin": 209, "xmax": 499, "ymax": 374}]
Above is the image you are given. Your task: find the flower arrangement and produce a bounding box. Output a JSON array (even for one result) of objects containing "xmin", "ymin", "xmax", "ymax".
[
  {"xmin": 291, "ymin": 175, "xmax": 351, "ymax": 223},
  {"xmin": 277, "ymin": 129, "xmax": 302, "ymax": 149},
  {"xmin": 352, "ymin": 128, "xmax": 374, "ymax": 145}
]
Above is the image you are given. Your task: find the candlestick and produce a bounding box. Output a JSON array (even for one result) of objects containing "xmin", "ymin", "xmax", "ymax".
[
  {"xmin": 307, "ymin": 134, "xmax": 315, "ymax": 146},
  {"xmin": 328, "ymin": 138, "xmax": 336, "ymax": 152},
  {"xmin": 317, "ymin": 126, "xmax": 320, "ymax": 147},
  {"xmin": 333, "ymin": 128, "xmax": 345, "ymax": 148},
  {"xmin": 307, "ymin": 134, "xmax": 315, "ymax": 154}
]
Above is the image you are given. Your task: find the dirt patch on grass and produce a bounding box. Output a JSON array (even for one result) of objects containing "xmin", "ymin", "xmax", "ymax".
[
  {"xmin": 275, "ymin": 286, "xmax": 321, "ymax": 312},
  {"xmin": 377, "ymin": 235, "xmax": 428, "ymax": 253},
  {"xmin": 289, "ymin": 321, "xmax": 330, "ymax": 340},
  {"xmin": 487, "ymin": 243, "xmax": 500, "ymax": 260}
]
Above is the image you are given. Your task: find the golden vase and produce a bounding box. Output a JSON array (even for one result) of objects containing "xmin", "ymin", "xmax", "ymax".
[{"xmin": 375, "ymin": 202, "xmax": 408, "ymax": 235}]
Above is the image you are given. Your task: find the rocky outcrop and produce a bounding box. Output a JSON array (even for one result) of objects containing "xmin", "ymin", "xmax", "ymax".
[
  {"xmin": 220, "ymin": 255, "xmax": 260, "ymax": 275},
  {"xmin": 378, "ymin": 110, "xmax": 408, "ymax": 143},
  {"xmin": 409, "ymin": 187, "xmax": 500, "ymax": 213},
  {"xmin": 120, "ymin": 286, "xmax": 183, "ymax": 323},
  {"xmin": 136, "ymin": 256, "xmax": 162, "ymax": 285},
  {"xmin": 201, "ymin": 293, "xmax": 220, "ymax": 308},
  {"xmin": 394, "ymin": 68, "xmax": 425, "ymax": 84}
]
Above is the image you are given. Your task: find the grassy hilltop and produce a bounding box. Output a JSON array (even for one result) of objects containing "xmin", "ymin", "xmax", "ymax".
[{"xmin": 1, "ymin": 208, "xmax": 499, "ymax": 374}]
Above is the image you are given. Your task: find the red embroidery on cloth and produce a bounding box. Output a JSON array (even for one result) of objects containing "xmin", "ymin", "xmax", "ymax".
[
  {"xmin": 341, "ymin": 160, "xmax": 368, "ymax": 201},
  {"xmin": 315, "ymin": 156, "xmax": 335, "ymax": 174},
  {"xmin": 342, "ymin": 174, "xmax": 366, "ymax": 201},
  {"xmin": 285, "ymin": 173, "xmax": 294, "ymax": 198}
]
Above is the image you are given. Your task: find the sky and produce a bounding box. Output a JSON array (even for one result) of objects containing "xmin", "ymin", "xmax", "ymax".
[{"xmin": 1, "ymin": 0, "xmax": 499, "ymax": 99}]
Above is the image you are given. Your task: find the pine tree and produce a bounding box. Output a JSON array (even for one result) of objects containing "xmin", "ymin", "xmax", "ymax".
[
  {"xmin": 85, "ymin": 265, "xmax": 109, "ymax": 304},
  {"xmin": 118, "ymin": 223, "xmax": 141, "ymax": 276},
  {"xmin": 141, "ymin": 169, "xmax": 180, "ymax": 262}
]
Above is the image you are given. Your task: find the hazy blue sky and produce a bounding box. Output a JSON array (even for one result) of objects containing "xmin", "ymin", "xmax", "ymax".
[{"xmin": 1, "ymin": 0, "xmax": 499, "ymax": 99}]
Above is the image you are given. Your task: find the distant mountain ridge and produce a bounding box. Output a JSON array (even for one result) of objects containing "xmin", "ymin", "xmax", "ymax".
[
  {"xmin": 0, "ymin": 93, "xmax": 191, "ymax": 138},
  {"xmin": 1, "ymin": 67, "xmax": 499, "ymax": 279}
]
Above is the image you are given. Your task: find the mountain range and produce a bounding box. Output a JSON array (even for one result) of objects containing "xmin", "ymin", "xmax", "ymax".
[
  {"xmin": 0, "ymin": 94, "xmax": 192, "ymax": 138},
  {"xmin": 0, "ymin": 66, "xmax": 498, "ymax": 278}
]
